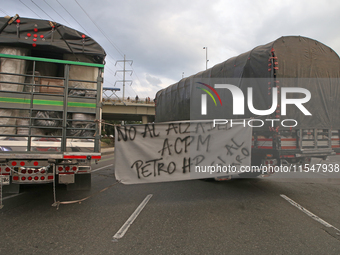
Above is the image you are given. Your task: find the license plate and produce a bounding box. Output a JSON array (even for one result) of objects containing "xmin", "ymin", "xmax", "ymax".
[{"xmin": 0, "ymin": 176, "xmax": 10, "ymax": 185}]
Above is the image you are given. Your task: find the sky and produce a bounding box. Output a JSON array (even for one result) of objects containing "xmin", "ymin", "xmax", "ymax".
[{"xmin": 2, "ymin": 0, "xmax": 340, "ymax": 100}]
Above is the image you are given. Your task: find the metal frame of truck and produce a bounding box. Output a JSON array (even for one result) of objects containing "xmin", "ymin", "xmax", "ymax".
[
  {"xmin": 0, "ymin": 53, "xmax": 104, "ymax": 192},
  {"xmin": 155, "ymin": 36, "xmax": 340, "ymax": 174}
]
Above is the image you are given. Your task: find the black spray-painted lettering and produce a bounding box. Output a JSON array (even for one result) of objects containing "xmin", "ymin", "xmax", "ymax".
[
  {"xmin": 197, "ymin": 134, "xmax": 211, "ymax": 152},
  {"xmin": 158, "ymin": 138, "xmax": 173, "ymax": 156},
  {"xmin": 179, "ymin": 123, "xmax": 190, "ymax": 134},
  {"xmin": 166, "ymin": 124, "xmax": 178, "ymax": 135},
  {"xmin": 141, "ymin": 124, "xmax": 159, "ymax": 138}
]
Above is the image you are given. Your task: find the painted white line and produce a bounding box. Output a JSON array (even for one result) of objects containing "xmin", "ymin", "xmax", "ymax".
[
  {"xmin": 3, "ymin": 192, "xmax": 25, "ymax": 201},
  {"xmin": 92, "ymin": 164, "xmax": 114, "ymax": 172},
  {"xmin": 280, "ymin": 194, "xmax": 340, "ymax": 233},
  {"xmin": 113, "ymin": 194, "xmax": 153, "ymax": 240}
]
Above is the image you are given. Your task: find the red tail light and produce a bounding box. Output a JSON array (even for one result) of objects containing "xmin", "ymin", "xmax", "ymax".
[
  {"xmin": 28, "ymin": 176, "xmax": 32, "ymax": 180},
  {"xmin": 34, "ymin": 176, "xmax": 39, "ymax": 180},
  {"xmin": 48, "ymin": 175, "xmax": 54, "ymax": 180},
  {"xmin": 21, "ymin": 176, "xmax": 26, "ymax": 181},
  {"xmin": 41, "ymin": 176, "xmax": 45, "ymax": 180},
  {"xmin": 13, "ymin": 176, "xmax": 19, "ymax": 181}
]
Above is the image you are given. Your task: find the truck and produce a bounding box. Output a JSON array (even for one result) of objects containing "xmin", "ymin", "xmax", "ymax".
[
  {"xmin": 0, "ymin": 15, "xmax": 106, "ymax": 194},
  {"xmin": 155, "ymin": 36, "xmax": 340, "ymax": 176}
]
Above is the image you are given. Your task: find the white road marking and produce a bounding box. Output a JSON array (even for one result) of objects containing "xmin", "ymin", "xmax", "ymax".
[
  {"xmin": 113, "ymin": 194, "xmax": 153, "ymax": 240},
  {"xmin": 3, "ymin": 192, "xmax": 25, "ymax": 201},
  {"xmin": 280, "ymin": 194, "xmax": 340, "ymax": 233},
  {"xmin": 92, "ymin": 164, "xmax": 114, "ymax": 172}
]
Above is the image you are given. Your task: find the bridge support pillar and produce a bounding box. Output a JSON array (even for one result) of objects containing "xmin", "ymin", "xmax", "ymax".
[{"xmin": 142, "ymin": 115, "xmax": 148, "ymax": 124}]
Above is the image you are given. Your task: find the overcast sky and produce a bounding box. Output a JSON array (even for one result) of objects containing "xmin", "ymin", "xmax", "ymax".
[{"xmin": 2, "ymin": 0, "xmax": 340, "ymax": 99}]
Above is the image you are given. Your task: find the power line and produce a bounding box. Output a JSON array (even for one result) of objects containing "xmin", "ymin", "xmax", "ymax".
[
  {"xmin": 74, "ymin": 0, "xmax": 147, "ymax": 96},
  {"xmin": 56, "ymin": 0, "xmax": 91, "ymax": 36},
  {"xmin": 31, "ymin": 0, "xmax": 54, "ymax": 21},
  {"xmin": 0, "ymin": 8, "xmax": 9, "ymax": 16},
  {"xmin": 74, "ymin": 0, "xmax": 124, "ymax": 57},
  {"xmin": 73, "ymin": 0, "xmax": 134, "ymax": 93},
  {"xmin": 19, "ymin": 0, "xmax": 42, "ymax": 18},
  {"xmin": 43, "ymin": 0, "xmax": 71, "ymax": 25}
]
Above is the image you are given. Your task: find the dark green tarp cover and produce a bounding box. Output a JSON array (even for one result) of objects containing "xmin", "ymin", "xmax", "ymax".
[
  {"xmin": 155, "ymin": 36, "xmax": 340, "ymax": 129},
  {"xmin": 0, "ymin": 16, "xmax": 106, "ymax": 64}
]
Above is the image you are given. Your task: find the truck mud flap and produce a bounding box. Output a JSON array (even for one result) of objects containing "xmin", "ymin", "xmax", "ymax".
[
  {"xmin": 66, "ymin": 174, "xmax": 91, "ymax": 191},
  {"xmin": 3, "ymin": 183, "xmax": 20, "ymax": 194}
]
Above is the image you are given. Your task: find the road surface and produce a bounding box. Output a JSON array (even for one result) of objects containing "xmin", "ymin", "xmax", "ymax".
[{"xmin": 1, "ymin": 152, "xmax": 340, "ymax": 254}]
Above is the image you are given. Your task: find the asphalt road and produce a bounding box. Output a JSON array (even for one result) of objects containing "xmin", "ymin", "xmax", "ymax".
[{"xmin": 1, "ymin": 152, "xmax": 340, "ymax": 254}]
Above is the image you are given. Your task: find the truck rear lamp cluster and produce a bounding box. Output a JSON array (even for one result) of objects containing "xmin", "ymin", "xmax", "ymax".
[
  {"xmin": 57, "ymin": 165, "xmax": 78, "ymax": 173},
  {"xmin": 264, "ymin": 159, "xmax": 277, "ymax": 166},
  {"xmin": 20, "ymin": 168, "xmax": 47, "ymax": 174},
  {"xmin": 14, "ymin": 175, "xmax": 53, "ymax": 181},
  {"xmin": 10, "ymin": 161, "xmax": 39, "ymax": 167},
  {"xmin": 0, "ymin": 167, "xmax": 11, "ymax": 173}
]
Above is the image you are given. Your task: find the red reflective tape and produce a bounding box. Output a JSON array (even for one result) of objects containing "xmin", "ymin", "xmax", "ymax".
[
  {"xmin": 281, "ymin": 146, "xmax": 297, "ymax": 149},
  {"xmin": 64, "ymin": 155, "xmax": 87, "ymax": 159},
  {"xmin": 64, "ymin": 155, "xmax": 101, "ymax": 159},
  {"xmin": 280, "ymin": 155, "xmax": 295, "ymax": 158}
]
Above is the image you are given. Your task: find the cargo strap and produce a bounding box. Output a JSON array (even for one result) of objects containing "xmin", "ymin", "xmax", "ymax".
[
  {"xmin": 0, "ymin": 178, "xmax": 3, "ymax": 209},
  {"xmin": 51, "ymin": 180, "xmax": 120, "ymax": 210}
]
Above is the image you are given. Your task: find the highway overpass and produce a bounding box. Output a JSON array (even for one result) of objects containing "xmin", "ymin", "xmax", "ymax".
[{"xmin": 102, "ymin": 100, "xmax": 155, "ymax": 123}]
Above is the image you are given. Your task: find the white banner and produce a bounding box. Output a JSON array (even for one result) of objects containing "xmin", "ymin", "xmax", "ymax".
[{"xmin": 114, "ymin": 121, "xmax": 252, "ymax": 184}]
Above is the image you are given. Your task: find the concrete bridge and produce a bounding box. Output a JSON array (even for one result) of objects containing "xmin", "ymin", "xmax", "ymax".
[{"xmin": 102, "ymin": 99, "xmax": 155, "ymax": 123}]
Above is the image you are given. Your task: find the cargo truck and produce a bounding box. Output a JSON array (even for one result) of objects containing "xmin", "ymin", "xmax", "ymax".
[
  {"xmin": 0, "ymin": 16, "xmax": 106, "ymax": 193},
  {"xmin": 155, "ymin": 36, "xmax": 340, "ymax": 175}
]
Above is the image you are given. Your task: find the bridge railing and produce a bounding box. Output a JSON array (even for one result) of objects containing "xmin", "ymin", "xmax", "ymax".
[{"xmin": 102, "ymin": 97, "xmax": 155, "ymax": 105}]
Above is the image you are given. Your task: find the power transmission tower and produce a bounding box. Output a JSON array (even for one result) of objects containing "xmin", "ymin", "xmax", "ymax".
[{"xmin": 115, "ymin": 55, "xmax": 133, "ymax": 100}]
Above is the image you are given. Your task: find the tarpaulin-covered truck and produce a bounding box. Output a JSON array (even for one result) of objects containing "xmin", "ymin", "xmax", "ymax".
[
  {"xmin": 0, "ymin": 16, "xmax": 106, "ymax": 194},
  {"xmin": 155, "ymin": 36, "xmax": 340, "ymax": 173}
]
